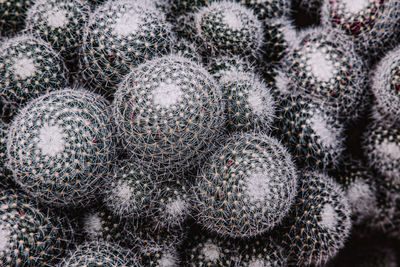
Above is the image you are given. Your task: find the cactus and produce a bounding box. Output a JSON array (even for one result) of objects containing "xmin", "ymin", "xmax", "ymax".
[
  {"xmin": 193, "ymin": 132, "xmax": 298, "ymax": 238},
  {"xmin": 0, "ymin": 35, "xmax": 68, "ymax": 109},
  {"xmin": 206, "ymin": 55, "xmax": 255, "ymax": 79},
  {"xmin": 26, "ymin": 0, "xmax": 89, "ymax": 65},
  {"xmin": 370, "ymin": 45, "xmax": 400, "ymax": 121},
  {"xmin": 60, "ymin": 241, "xmax": 139, "ymax": 267},
  {"xmin": 219, "ymin": 68, "xmax": 275, "ymax": 132},
  {"xmin": 321, "ymin": 0, "xmax": 400, "ymax": 61},
  {"xmin": 113, "ymin": 54, "xmax": 225, "ymax": 174},
  {"xmin": 0, "ymin": 0, "xmax": 33, "ymax": 35},
  {"xmin": 279, "ymin": 28, "xmax": 368, "ymax": 121},
  {"xmin": 280, "ymin": 171, "xmax": 351, "ymax": 266},
  {"xmin": 238, "ymin": 237, "xmax": 287, "ymax": 267},
  {"xmin": 275, "ymin": 94, "xmax": 345, "ymax": 170},
  {"xmin": 0, "ymin": 122, "xmax": 8, "ymax": 173},
  {"xmin": 7, "ymin": 89, "xmax": 116, "ymax": 206},
  {"xmin": 138, "ymin": 242, "xmax": 180, "ymax": 267},
  {"xmin": 80, "ymin": 0, "xmax": 175, "ymax": 94}
]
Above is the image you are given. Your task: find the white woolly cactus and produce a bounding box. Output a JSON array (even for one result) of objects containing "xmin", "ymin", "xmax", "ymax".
[
  {"xmin": 26, "ymin": 0, "xmax": 89, "ymax": 64},
  {"xmin": 7, "ymin": 89, "xmax": 116, "ymax": 206},
  {"xmin": 193, "ymin": 133, "xmax": 298, "ymax": 238},
  {"xmin": 238, "ymin": 237, "xmax": 287, "ymax": 267},
  {"xmin": 80, "ymin": 0, "xmax": 175, "ymax": 94},
  {"xmin": 0, "ymin": 35, "xmax": 68, "ymax": 107},
  {"xmin": 279, "ymin": 28, "xmax": 368, "ymax": 121},
  {"xmin": 139, "ymin": 243, "xmax": 180, "ymax": 267},
  {"xmin": 113, "ymin": 54, "xmax": 225, "ymax": 174},
  {"xmin": 0, "ymin": 0, "xmax": 33, "ymax": 35},
  {"xmin": 321, "ymin": 0, "xmax": 400, "ymax": 60},
  {"xmin": 280, "ymin": 171, "xmax": 352, "ymax": 266},
  {"xmin": 219, "ymin": 68, "xmax": 275, "ymax": 132}
]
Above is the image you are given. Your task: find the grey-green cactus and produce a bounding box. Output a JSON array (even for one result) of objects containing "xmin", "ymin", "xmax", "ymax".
[
  {"xmin": 0, "ymin": 0, "xmax": 33, "ymax": 35},
  {"xmin": 7, "ymin": 89, "xmax": 116, "ymax": 206},
  {"xmin": 138, "ymin": 242, "xmax": 179, "ymax": 267},
  {"xmin": 193, "ymin": 132, "xmax": 298, "ymax": 238}
]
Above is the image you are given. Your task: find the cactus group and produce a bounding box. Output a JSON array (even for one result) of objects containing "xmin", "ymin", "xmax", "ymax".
[{"xmin": 0, "ymin": 0, "xmax": 33, "ymax": 35}]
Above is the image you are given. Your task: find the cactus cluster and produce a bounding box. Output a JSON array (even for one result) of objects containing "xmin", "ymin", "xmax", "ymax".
[
  {"xmin": 193, "ymin": 133, "xmax": 297, "ymax": 238},
  {"xmin": 0, "ymin": 0, "xmax": 33, "ymax": 35},
  {"xmin": 7, "ymin": 89, "xmax": 116, "ymax": 206}
]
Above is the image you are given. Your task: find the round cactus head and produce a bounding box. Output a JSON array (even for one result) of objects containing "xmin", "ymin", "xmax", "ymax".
[
  {"xmin": 238, "ymin": 237, "xmax": 287, "ymax": 267},
  {"xmin": 113, "ymin": 54, "xmax": 225, "ymax": 174},
  {"xmin": 280, "ymin": 171, "xmax": 351, "ymax": 266},
  {"xmin": 138, "ymin": 242, "xmax": 180, "ymax": 267},
  {"xmin": 81, "ymin": 0, "xmax": 175, "ymax": 94},
  {"xmin": 7, "ymin": 89, "xmax": 116, "ymax": 206},
  {"xmin": 193, "ymin": 133, "xmax": 298, "ymax": 238},
  {"xmin": 0, "ymin": 0, "xmax": 33, "ymax": 35},
  {"xmin": 240, "ymin": 0, "xmax": 290, "ymax": 20}
]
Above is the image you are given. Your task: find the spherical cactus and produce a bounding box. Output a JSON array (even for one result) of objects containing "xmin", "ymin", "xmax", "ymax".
[
  {"xmin": 0, "ymin": 35, "xmax": 68, "ymax": 108},
  {"xmin": 279, "ymin": 28, "xmax": 368, "ymax": 121},
  {"xmin": 193, "ymin": 133, "xmax": 298, "ymax": 238},
  {"xmin": 26, "ymin": 0, "xmax": 89, "ymax": 64},
  {"xmin": 191, "ymin": 1, "xmax": 264, "ymax": 58},
  {"xmin": 80, "ymin": 0, "xmax": 175, "ymax": 94},
  {"xmin": 280, "ymin": 171, "xmax": 351, "ymax": 266},
  {"xmin": 275, "ymin": 94, "xmax": 345, "ymax": 170},
  {"xmin": 113, "ymin": 54, "xmax": 225, "ymax": 174},
  {"xmin": 7, "ymin": 89, "xmax": 116, "ymax": 206},
  {"xmin": 219, "ymin": 68, "xmax": 275, "ymax": 132},
  {"xmin": 0, "ymin": 0, "xmax": 33, "ymax": 35},
  {"xmin": 60, "ymin": 241, "xmax": 139, "ymax": 267},
  {"xmin": 240, "ymin": 0, "xmax": 290, "ymax": 20},
  {"xmin": 321, "ymin": 0, "xmax": 400, "ymax": 60},
  {"xmin": 237, "ymin": 238, "xmax": 287, "ymax": 267},
  {"xmin": 138, "ymin": 243, "xmax": 180, "ymax": 267},
  {"xmin": 371, "ymin": 45, "xmax": 400, "ymax": 121}
]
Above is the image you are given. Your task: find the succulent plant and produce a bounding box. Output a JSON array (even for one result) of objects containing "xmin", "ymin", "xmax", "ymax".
[
  {"xmin": 7, "ymin": 89, "xmax": 116, "ymax": 206},
  {"xmin": 26, "ymin": 0, "xmax": 89, "ymax": 65},
  {"xmin": 60, "ymin": 241, "xmax": 139, "ymax": 267},
  {"xmin": 0, "ymin": 122, "xmax": 8, "ymax": 173},
  {"xmin": 280, "ymin": 171, "xmax": 352, "ymax": 266},
  {"xmin": 321, "ymin": 0, "xmax": 400, "ymax": 61},
  {"xmin": 0, "ymin": 35, "xmax": 68, "ymax": 108},
  {"xmin": 275, "ymin": 94, "xmax": 345, "ymax": 170},
  {"xmin": 80, "ymin": 0, "xmax": 175, "ymax": 94},
  {"xmin": 113, "ymin": 54, "xmax": 225, "ymax": 174},
  {"xmin": 206, "ymin": 55, "xmax": 255, "ymax": 79},
  {"xmin": 0, "ymin": 0, "xmax": 33, "ymax": 35},
  {"xmin": 193, "ymin": 132, "xmax": 298, "ymax": 238},
  {"xmin": 138, "ymin": 242, "xmax": 180, "ymax": 267}
]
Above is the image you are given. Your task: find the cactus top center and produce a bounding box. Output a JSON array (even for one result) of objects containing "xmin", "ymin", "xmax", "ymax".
[
  {"xmin": 13, "ymin": 56, "xmax": 36, "ymax": 79},
  {"xmin": 248, "ymin": 89, "xmax": 266, "ymax": 115},
  {"xmin": 376, "ymin": 139, "xmax": 400, "ymax": 161},
  {"xmin": 246, "ymin": 171, "xmax": 271, "ymax": 203},
  {"xmin": 113, "ymin": 12, "xmax": 142, "ymax": 36},
  {"xmin": 44, "ymin": 7, "xmax": 69, "ymax": 28},
  {"xmin": 222, "ymin": 10, "xmax": 243, "ymax": 31},
  {"xmin": 0, "ymin": 224, "xmax": 10, "ymax": 253},
  {"xmin": 248, "ymin": 259, "xmax": 268, "ymax": 267},
  {"xmin": 319, "ymin": 203, "xmax": 338, "ymax": 230},
  {"xmin": 153, "ymin": 82, "xmax": 183, "ymax": 108},
  {"xmin": 201, "ymin": 242, "xmax": 220, "ymax": 261},
  {"xmin": 166, "ymin": 197, "xmax": 187, "ymax": 217},
  {"xmin": 158, "ymin": 253, "xmax": 176, "ymax": 267},
  {"xmin": 306, "ymin": 47, "xmax": 335, "ymax": 82},
  {"xmin": 308, "ymin": 112, "xmax": 339, "ymax": 149},
  {"xmin": 343, "ymin": 0, "xmax": 371, "ymax": 14},
  {"xmin": 37, "ymin": 124, "xmax": 65, "ymax": 157}
]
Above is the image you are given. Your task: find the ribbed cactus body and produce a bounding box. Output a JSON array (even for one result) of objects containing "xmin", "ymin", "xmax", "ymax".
[
  {"xmin": 0, "ymin": 0, "xmax": 33, "ymax": 35},
  {"xmin": 0, "ymin": 122, "xmax": 8, "ymax": 173},
  {"xmin": 7, "ymin": 89, "xmax": 116, "ymax": 206},
  {"xmin": 193, "ymin": 133, "xmax": 297, "ymax": 238},
  {"xmin": 293, "ymin": 0, "xmax": 322, "ymax": 20}
]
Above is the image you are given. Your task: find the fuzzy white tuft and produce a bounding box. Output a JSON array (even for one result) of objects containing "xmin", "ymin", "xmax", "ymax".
[
  {"xmin": 13, "ymin": 57, "xmax": 36, "ymax": 79},
  {"xmin": 309, "ymin": 113, "xmax": 339, "ymax": 149},
  {"xmin": 248, "ymin": 259, "xmax": 269, "ymax": 267},
  {"xmin": 222, "ymin": 10, "xmax": 243, "ymax": 30},
  {"xmin": 0, "ymin": 224, "xmax": 10, "ymax": 253},
  {"xmin": 112, "ymin": 12, "xmax": 143, "ymax": 36},
  {"xmin": 307, "ymin": 48, "xmax": 335, "ymax": 82},
  {"xmin": 346, "ymin": 179, "xmax": 377, "ymax": 222},
  {"xmin": 166, "ymin": 197, "xmax": 187, "ymax": 217},
  {"xmin": 275, "ymin": 71, "xmax": 291, "ymax": 95},
  {"xmin": 246, "ymin": 172, "xmax": 271, "ymax": 202},
  {"xmin": 113, "ymin": 182, "xmax": 133, "ymax": 203},
  {"xmin": 376, "ymin": 140, "xmax": 400, "ymax": 161},
  {"xmin": 153, "ymin": 82, "xmax": 183, "ymax": 108},
  {"xmin": 319, "ymin": 203, "xmax": 338, "ymax": 230},
  {"xmin": 248, "ymin": 90, "xmax": 265, "ymax": 115},
  {"xmin": 344, "ymin": 0, "xmax": 371, "ymax": 13},
  {"xmin": 45, "ymin": 7, "xmax": 68, "ymax": 28},
  {"xmin": 201, "ymin": 242, "xmax": 220, "ymax": 261},
  {"xmin": 83, "ymin": 213, "xmax": 102, "ymax": 237},
  {"xmin": 158, "ymin": 253, "xmax": 176, "ymax": 267},
  {"xmin": 37, "ymin": 124, "xmax": 65, "ymax": 157}
]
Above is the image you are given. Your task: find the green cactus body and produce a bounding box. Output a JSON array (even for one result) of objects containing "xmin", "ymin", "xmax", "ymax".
[
  {"xmin": 280, "ymin": 171, "xmax": 351, "ymax": 266},
  {"xmin": 81, "ymin": 0, "xmax": 175, "ymax": 94},
  {"xmin": 193, "ymin": 133, "xmax": 297, "ymax": 238},
  {"xmin": 275, "ymin": 94, "xmax": 345, "ymax": 170},
  {"xmin": 7, "ymin": 89, "xmax": 116, "ymax": 206},
  {"xmin": 0, "ymin": 35, "xmax": 68, "ymax": 108},
  {"xmin": 0, "ymin": 0, "xmax": 33, "ymax": 35},
  {"xmin": 113, "ymin": 54, "xmax": 225, "ymax": 174},
  {"xmin": 237, "ymin": 238, "xmax": 287, "ymax": 267},
  {"xmin": 26, "ymin": 0, "xmax": 89, "ymax": 65}
]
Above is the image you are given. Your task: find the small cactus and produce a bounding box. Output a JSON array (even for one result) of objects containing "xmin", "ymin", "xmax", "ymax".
[
  {"xmin": 7, "ymin": 89, "xmax": 116, "ymax": 206},
  {"xmin": 193, "ymin": 132, "xmax": 298, "ymax": 238},
  {"xmin": 0, "ymin": 0, "xmax": 33, "ymax": 35},
  {"xmin": 138, "ymin": 242, "xmax": 180, "ymax": 267}
]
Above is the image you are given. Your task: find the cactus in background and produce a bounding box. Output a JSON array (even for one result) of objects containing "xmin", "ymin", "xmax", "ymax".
[
  {"xmin": 113, "ymin": 54, "xmax": 225, "ymax": 174},
  {"xmin": 275, "ymin": 94, "xmax": 345, "ymax": 170},
  {"xmin": 60, "ymin": 241, "xmax": 139, "ymax": 266},
  {"xmin": 206, "ymin": 55, "xmax": 255, "ymax": 79},
  {"xmin": 0, "ymin": 0, "xmax": 33, "ymax": 35},
  {"xmin": 238, "ymin": 237, "xmax": 287, "ymax": 267},
  {"xmin": 0, "ymin": 35, "xmax": 68, "ymax": 109},
  {"xmin": 279, "ymin": 28, "xmax": 368, "ymax": 121},
  {"xmin": 193, "ymin": 133, "xmax": 297, "ymax": 238},
  {"xmin": 138, "ymin": 242, "xmax": 180, "ymax": 267},
  {"xmin": 219, "ymin": 68, "xmax": 275, "ymax": 132},
  {"xmin": 80, "ymin": 0, "xmax": 175, "ymax": 94},
  {"xmin": 26, "ymin": 0, "xmax": 89, "ymax": 65},
  {"xmin": 7, "ymin": 89, "xmax": 116, "ymax": 206},
  {"xmin": 321, "ymin": 0, "xmax": 400, "ymax": 61},
  {"xmin": 280, "ymin": 171, "xmax": 351, "ymax": 266}
]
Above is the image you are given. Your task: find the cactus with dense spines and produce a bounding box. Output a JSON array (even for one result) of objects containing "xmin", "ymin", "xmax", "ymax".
[
  {"xmin": 279, "ymin": 28, "xmax": 368, "ymax": 121},
  {"xmin": 80, "ymin": 0, "xmax": 175, "ymax": 94},
  {"xmin": 321, "ymin": 0, "xmax": 400, "ymax": 61},
  {"xmin": 193, "ymin": 133, "xmax": 297, "ymax": 238},
  {"xmin": 7, "ymin": 89, "xmax": 116, "ymax": 206},
  {"xmin": 0, "ymin": 35, "xmax": 68, "ymax": 108},
  {"xmin": 206, "ymin": 55, "xmax": 255, "ymax": 79},
  {"xmin": 172, "ymin": 39, "xmax": 202, "ymax": 63},
  {"xmin": 60, "ymin": 241, "xmax": 139, "ymax": 267},
  {"xmin": 113, "ymin": 54, "xmax": 225, "ymax": 174},
  {"xmin": 26, "ymin": 0, "xmax": 89, "ymax": 65},
  {"xmin": 280, "ymin": 171, "xmax": 352, "ymax": 266},
  {"xmin": 0, "ymin": 0, "xmax": 33, "ymax": 35},
  {"xmin": 0, "ymin": 122, "xmax": 8, "ymax": 173},
  {"xmin": 138, "ymin": 243, "xmax": 179, "ymax": 267},
  {"xmin": 220, "ymin": 68, "xmax": 275, "ymax": 132},
  {"xmin": 275, "ymin": 94, "xmax": 345, "ymax": 170}
]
